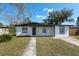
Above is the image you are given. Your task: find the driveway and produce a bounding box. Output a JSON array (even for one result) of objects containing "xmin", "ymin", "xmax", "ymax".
[
  {"xmin": 52, "ymin": 36, "xmax": 79, "ymax": 47},
  {"xmin": 22, "ymin": 37, "xmax": 36, "ymax": 56}
]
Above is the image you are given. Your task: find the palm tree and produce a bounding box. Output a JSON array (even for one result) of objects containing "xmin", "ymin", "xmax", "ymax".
[{"xmin": 44, "ymin": 8, "xmax": 73, "ymax": 25}]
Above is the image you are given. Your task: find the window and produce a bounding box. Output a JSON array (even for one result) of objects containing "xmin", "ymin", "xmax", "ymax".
[
  {"xmin": 59, "ymin": 26, "xmax": 65, "ymax": 34},
  {"xmin": 42, "ymin": 28, "xmax": 46, "ymax": 33},
  {"xmin": 22, "ymin": 27, "xmax": 28, "ymax": 33}
]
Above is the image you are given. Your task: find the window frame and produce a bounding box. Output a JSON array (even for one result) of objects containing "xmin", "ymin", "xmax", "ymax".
[
  {"xmin": 59, "ymin": 26, "xmax": 65, "ymax": 34},
  {"xmin": 42, "ymin": 28, "xmax": 46, "ymax": 33},
  {"xmin": 22, "ymin": 27, "xmax": 28, "ymax": 33}
]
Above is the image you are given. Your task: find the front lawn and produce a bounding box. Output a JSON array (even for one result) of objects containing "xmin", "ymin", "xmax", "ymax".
[
  {"xmin": 37, "ymin": 37, "xmax": 79, "ymax": 56},
  {"xmin": 73, "ymin": 36, "xmax": 79, "ymax": 40},
  {"xmin": 0, "ymin": 36, "xmax": 30, "ymax": 56}
]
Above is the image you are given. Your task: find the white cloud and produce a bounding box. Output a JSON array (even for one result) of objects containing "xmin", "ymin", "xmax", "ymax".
[
  {"xmin": 36, "ymin": 15, "xmax": 43, "ymax": 19},
  {"xmin": 43, "ymin": 8, "xmax": 48, "ymax": 11},
  {"xmin": 47, "ymin": 8, "xmax": 53, "ymax": 12},
  {"xmin": 36, "ymin": 15, "xmax": 46, "ymax": 23},
  {"xmin": 38, "ymin": 16, "xmax": 46, "ymax": 22},
  {"xmin": 43, "ymin": 8, "xmax": 53, "ymax": 13},
  {"xmin": 38, "ymin": 19, "xmax": 43, "ymax": 23},
  {"xmin": 36, "ymin": 15, "xmax": 45, "ymax": 19},
  {"xmin": 42, "ymin": 17, "xmax": 45, "ymax": 19}
]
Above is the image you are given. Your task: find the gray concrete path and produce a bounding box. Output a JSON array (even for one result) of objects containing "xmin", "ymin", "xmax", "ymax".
[
  {"xmin": 52, "ymin": 36, "xmax": 79, "ymax": 47},
  {"xmin": 22, "ymin": 37, "xmax": 36, "ymax": 56}
]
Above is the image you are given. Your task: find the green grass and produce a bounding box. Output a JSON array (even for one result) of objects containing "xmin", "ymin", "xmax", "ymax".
[
  {"xmin": 73, "ymin": 36, "xmax": 79, "ymax": 40},
  {"xmin": 0, "ymin": 36, "xmax": 30, "ymax": 56},
  {"xmin": 37, "ymin": 37, "xmax": 79, "ymax": 56}
]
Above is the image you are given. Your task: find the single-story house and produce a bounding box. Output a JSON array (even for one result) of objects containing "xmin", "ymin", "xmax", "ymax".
[
  {"xmin": 15, "ymin": 23, "xmax": 71, "ymax": 37},
  {"xmin": 0, "ymin": 27, "xmax": 9, "ymax": 35}
]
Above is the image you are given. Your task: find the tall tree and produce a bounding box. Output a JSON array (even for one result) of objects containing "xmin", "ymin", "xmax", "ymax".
[
  {"xmin": 76, "ymin": 17, "xmax": 79, "ymax": 26},
  {"xmin": 44, "ymin": 8, "xmax": 73, "ymax": 25},
  {"xmin": 0, "ymin": 4, "xmax": 15, "ymax": 25},
  {"xmin": 10, "ymin": 3, "xmax": 32, "ymax": 24},
  {"xmin": 10, "ymin": 3, "xmax": 25, "ymax": 22},
  {"xmin": 0, "ymin": 22, "xmax": 3, "ymax": 27},
  {"xmin": 0, "ymin": 4, "xmax": 32, "ymax": 25}
]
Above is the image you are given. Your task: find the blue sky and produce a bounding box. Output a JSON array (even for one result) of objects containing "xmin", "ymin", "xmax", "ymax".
[{"xmin": 0, "ymin": 3, "xmax": 79, "ymax": 25}]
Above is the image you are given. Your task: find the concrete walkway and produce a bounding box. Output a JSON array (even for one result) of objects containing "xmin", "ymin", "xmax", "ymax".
[
  {"xmin": 52, "ymin": 36, "xmax": 79, "ymax": 47},
  {"xmin": 22, "ymin": 37, "xmax": 36, "ymax": 56}
]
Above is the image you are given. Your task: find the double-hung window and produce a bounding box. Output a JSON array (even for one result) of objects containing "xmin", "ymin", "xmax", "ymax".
[
  {"xmin": 22, "ymin": 27, "xmax": 28, "ymax": 33},
  {"xmin": 59, "ymin": 26, "xmax": 65, "ymax": 34},
  {"xmin": 42, "ymin": 28, "xmax": 46, "ymax": 33}
]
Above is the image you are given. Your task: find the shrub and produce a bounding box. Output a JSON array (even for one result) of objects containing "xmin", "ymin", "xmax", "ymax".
[
  {"xmin": 9, "ymin": 26, "xmax": 16, "ymax": 36},
  {"xmin": 11, "ymin": 33, "xmax": 16, "ymax": 36},
  {"xmin": 0, "ymin": 34, "xmax": 12, "ymax": 42}
]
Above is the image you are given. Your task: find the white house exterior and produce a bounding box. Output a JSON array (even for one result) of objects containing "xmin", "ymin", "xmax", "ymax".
[
  {"xmin": 0, "ymin": 27, "xmax": 9, "ymax": 35},
  {"xmin": 15, "ymin": 23, "xmax": 70, "ymax": 37},
  {"xmin": 55, "ymin": 26, "xmax": 69, "ymax": 37}
]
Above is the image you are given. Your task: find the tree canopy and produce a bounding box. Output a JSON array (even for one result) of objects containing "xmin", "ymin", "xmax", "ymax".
[
  {"xmin": 10, "ymin": 3, "xmax": 32, "ymax": 24},
  {"xmin": 76, "ymin": 17, "xmax": 79, "ymax": 26},
  {"xmin": 0, "ymin": 4, "xmax": 32, "ymax": 26},
  {"xmin": 0, "ymin": 22, "xmax": 3, "ymax": 27},
  {"xmin": 43, "ymin": 8, "xmax": 73, "ymax": 25}
]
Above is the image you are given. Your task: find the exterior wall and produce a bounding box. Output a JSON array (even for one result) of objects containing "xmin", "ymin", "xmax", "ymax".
[
  {"xmin": 16, "ymin": 26, "xmax": 32, "ymax": 36},
  {"xmin": 36, "ymin": 26, "xmax": 54, "ymax": 36},
  {"xmin": 0, "ymin": 28, "xmax": 9, "ymax": 35},
  {"xmin": 16, "ymin": 26, "xmax": 55, "ymax": 36},
  {"xmin": 55, "ymin": 26, "xmax": 69, "ymax": 37},
  {"xmin": 16, "ymin": 26, "xmax": 70, "ymax": 37}
]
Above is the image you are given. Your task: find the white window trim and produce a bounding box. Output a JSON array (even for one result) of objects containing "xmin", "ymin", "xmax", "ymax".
[
  {"xmin": 22, "ymin": 27, "xmax": 28, "ymax": 33},
  {"xmin": 42, "ymin": 28, "xmax": 46, "ymax": 33},
  {"xmin": 59, "ymin": 26, "xmax": 65, "ymax": 34}
]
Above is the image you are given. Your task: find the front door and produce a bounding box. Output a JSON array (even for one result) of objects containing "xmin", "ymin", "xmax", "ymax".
[{"xmin": 32, "ymin": 27, "xmax": 36, "ymax": 36}]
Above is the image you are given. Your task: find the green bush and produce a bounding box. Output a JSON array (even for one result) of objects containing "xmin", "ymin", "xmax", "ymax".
[
  {"xmin": 9, "ymin": 26, "xmax": 16, "ymax": 36},
  {"xmin": 0, "ymin": 34, "xmax": 12, "ymax": 42},
  {"xmin": 11, "ymin": 33, "xmax": 16, "ymax": 36}
]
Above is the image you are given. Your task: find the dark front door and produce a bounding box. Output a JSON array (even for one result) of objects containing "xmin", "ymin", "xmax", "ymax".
[{"xmin": 32, "ymin": 27, "xmax": 36, "ymax": 35}]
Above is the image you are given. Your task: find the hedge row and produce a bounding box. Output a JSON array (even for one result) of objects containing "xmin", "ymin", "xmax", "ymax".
[{"xmin": 0, "ymin": 34, "xmax": 12, "ymax": 42}]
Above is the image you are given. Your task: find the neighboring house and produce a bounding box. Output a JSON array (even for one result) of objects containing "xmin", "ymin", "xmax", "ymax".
[
  {"xmin": 15, "ymin": 23, "xmax": 71, "ymax": 37},
  {"xmin": 0, "ymin": 27, "xmax": 9, "ymax": 35},
  {"xmin": 70, "ymin": 26, "xmax": 79, "ymax": 35}
]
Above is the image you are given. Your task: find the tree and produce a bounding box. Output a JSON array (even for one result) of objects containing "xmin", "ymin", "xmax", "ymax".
[
  {"xmin": 9, "ymin": 25, "xmax": 16, "ymax": 36},
  {"xmin": 76, "ymin": 17, "xmax": 79, "ymax": 26},
  {"xmin": 0, "ymin": 4, "xmax": 32, "ymax": 26},
  {"xmin": 0, "ymin": 4, "xmax": 15, "ymax": 26},
  {"xmin": 44, "ymin": 8, "xmax": 73, "ymax": 25},
  {"xmin": 10, "ymin": 3, "xmax": 32, "ymax": 24},
  {"xmin": 0, "ymin": 22, "xmax": 3, "ymax": 27}
]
